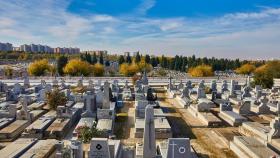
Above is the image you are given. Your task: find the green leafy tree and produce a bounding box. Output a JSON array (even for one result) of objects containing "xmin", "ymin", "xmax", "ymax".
[
  {"xmin": 118, "ymin": 55, "xmax": 125, "ymax": 65},
  {"xmin": 135, "ymin": 52, "xmax": 141, "ymax": 63},
  {"xmin": 145, "ymin": 54, "xmax": 151, "ymax": 64},
  {"xmin": 57, "ymin": 55, "xmax": 68, "ymax": 76},
  {"xmin": 99, "ymin": 53, "xmax": 104, "ymax": 64},
  {"xmin": 126, "ymin": 54, "xmax": 132, "ymax": 64},
  {"xmin": 76, "ymin": 122, "xmax": 104, "ymax": 143},
  {"xmin": 46, "ymin": 88, "xmax": 67, "ymax": 110},
  {"xmin": 92, "ymin": 52, "xmax": 97, "ymax": 64}
]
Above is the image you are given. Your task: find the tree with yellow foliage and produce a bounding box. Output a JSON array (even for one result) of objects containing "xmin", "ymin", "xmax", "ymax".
[
  {"xmin": 119, "ymin": 60, "xmax": 153, "ymax": 77},
  {"xmin": 63, "ymin": 59, "xmax": 92, "ymax": 76},
  {"xmin": 92, "ymin": 63, "xmax": 104, "ymax": 77},
  {"xmin": 4, "ymin": 66, "xmax": 13, "ymax": 79},
  {"xmin": 254, "ymin": 60, "xmax": 280, "ymax": 88},
  {"xmin": 28, "ymin": 59, "xmax": 51, "ymax": 76},
  {"xmin": 188, "ymin": 65, "xmax": 214, "ymax": 77},
  {"xmin": 235, "ymin": 63, "xmax": 256, "ymax": 75},
  {"xmin": 119, "ymin": 63, "xmax": 138, "ymax": 76},
  {"xmin": 136, "ymin": 59, "xmax": 153, "ymax": 72}
]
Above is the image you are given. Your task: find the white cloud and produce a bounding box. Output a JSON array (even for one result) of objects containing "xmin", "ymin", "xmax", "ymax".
[
  {"xmin": 135, "ymin": 0, "xmax": 156, "ymax": 15},
  {"xmin": 0, "ymin": 0, "xmax": 279, "ymax": 59}
]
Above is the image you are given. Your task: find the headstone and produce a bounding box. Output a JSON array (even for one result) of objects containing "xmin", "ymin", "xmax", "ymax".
[
  {"xmin": 23, "ymin": 75, "xmax": 30, "ymax": 88},
  {"xmin": 71, "ymin": 140, "xmax": 83, "ymax": 158},
  {"xmin": 142, "ymin": 71, "xmax": 149, "ymax": 85},
  {"xmin": 221, "ymin": 80, "xmax": 228, "ymax": 93},
  {"xmin": 88, "ymin": 138, "xmax": 110, "ymax": 158},
  {"xmin": 143, "ymin": 105, "xmax": 156, "ymax": 158},
  {"xmin": 220, "ymin": 102, "xmax": 233, "ymax": 111},
  {"xmin": 52, "ymin": 79, "xmax": 58, "ymax": 87},
  {"xmin": 38, "ymin": 89, "xmax": 47, "ymax": 101},
  {"xmin": 6, "ymin": 90, "xmax": 17, "ymax": 101},
  {"xmin": 197, "ymin": 81, "xmax": 206, "ymax": 99},
  {"xmin": 102, "ymin": 81, "xmax": 110, "ymax": 109},
  {"xmin": 13, "ymin": 83, "xmax": 22, "ymax": 95},
  {"xmin": 181, "ymin": 86, "xmax": 189, "ymax": 98},
  {"xmin": 178, "ymin": 80, "xmax": 184, "ymax": 90},
  {"xmin": 166, "ymin": 138, "xmax": 192, "ymax": 158},
  {"xmin": 168, "ymin": 76, "xmax": 173, "ymax": 90},
  {"xmin": 82, "ymin": 91, "xmax": 95, "ymax": 117},
  {"xmin": 77, "ymin": 79, "xmax": 83, "ymax": 87},
  {"xmin": 242, "ymin": 86, "xmax": 251, "ymax": 99},
  {"xmin": 124, "ymin": 80, "xmax": 129, "ymax": 89},
  {"xmin": 246, "ymin": 76, "xmax": 251, "ymax": 87},
  {"xmin": 186, "ymin": 80, "xmax": 192, "ymax": 89},
  {"xmin": 60, "ymin": 78, "xmax": 67, "ymax": 88},
  {"xmin": 41, "ymin": 80, "xmax": 46, "ymax": 87},
  {"xmin": 57, "ymin": 106, "xmax": 72, "ymax": 118},
  {"xmin": 229, "ymin": 80, "xmax": 236, "ymax": 96},
  {"xmin": 257, "ymin": 96, "xmax": 270, "ymax": 114},
  {"xmin": 256, "ymin": 90, "xmax": 262, "ymax": 100},
  {"xmin": 88, "ymin": 79, "xmax": 94, "ymax": 87},
  {"xmin": 17, "ymin": 95, "xmax": 33, "ymax": 121},
  {"xmin": 268, "ymin": 116, "xmax": 280, "ymax": 140},
  {"xmin": 211, "ymin": 80, "xmax": 217, "ymax": 92}
]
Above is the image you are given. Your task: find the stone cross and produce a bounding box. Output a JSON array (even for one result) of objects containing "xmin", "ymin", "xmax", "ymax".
[{"xmin": 178, "ymin": 80, "xmax": 184, "ymax": 90}]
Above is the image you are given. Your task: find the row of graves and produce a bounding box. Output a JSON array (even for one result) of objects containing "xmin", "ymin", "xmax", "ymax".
[
  {"xmin": 167, "ymin": 77, "xmax": 222, "ymax": 127},
  {"xmin": 0, "ymin": 77, "xmax": 125, "ymax": 158},
  {"xmin": 134, "ymin": 73, "xmax": 197, "ymax": 158},
  {"xmin": 134, "ymin": 73, "xmax": 172, "ymax": 139},
  {"xmin": 167, "ymin": 76, "xmax": 280, "ymax": 157}
]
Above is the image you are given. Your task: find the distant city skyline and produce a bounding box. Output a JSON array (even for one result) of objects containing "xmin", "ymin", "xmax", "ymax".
[{"xmin": 0, "ymin": 0, "xmax": 280, "ymax": 59}]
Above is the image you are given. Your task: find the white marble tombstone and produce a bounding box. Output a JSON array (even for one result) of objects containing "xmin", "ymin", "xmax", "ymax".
[{"xmin": 88, "ymin": 138, "xmax": 110, "ymax": 158}]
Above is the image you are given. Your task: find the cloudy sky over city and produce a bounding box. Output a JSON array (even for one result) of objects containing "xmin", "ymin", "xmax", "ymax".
[{"xmin": 0, "ymin": 0, "xmax": 280, "ymax": 59}]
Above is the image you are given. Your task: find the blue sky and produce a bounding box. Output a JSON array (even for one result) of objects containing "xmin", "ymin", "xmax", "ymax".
[{"xmin": 0, "ymin": 0, "xmax": 280, "ymax": 59}]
